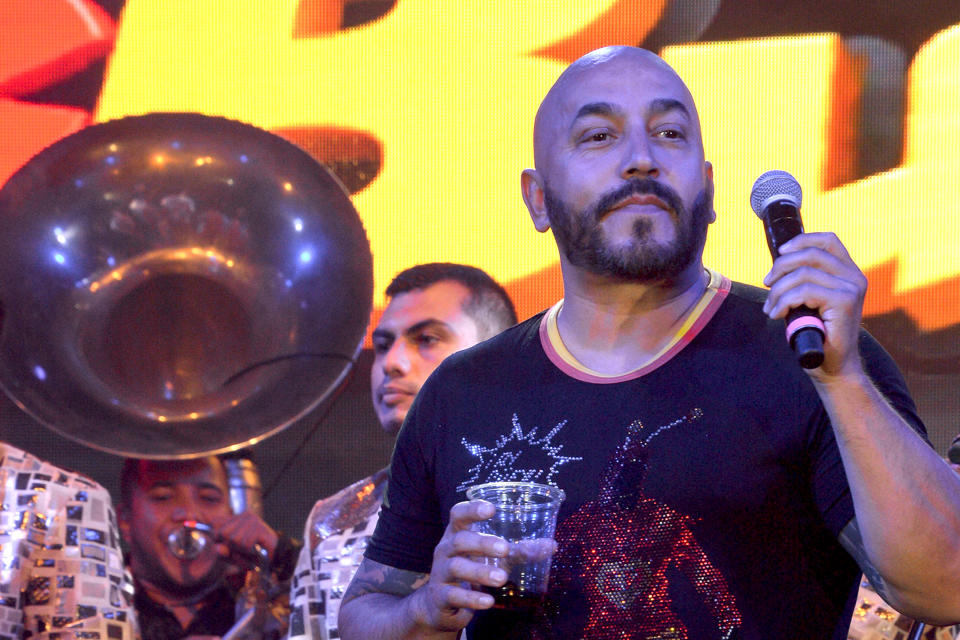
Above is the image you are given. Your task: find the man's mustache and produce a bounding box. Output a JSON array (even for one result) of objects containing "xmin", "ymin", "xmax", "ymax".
[{"xmin": 591, "ymin": 178, "xmax": 684, "ymax": 222}]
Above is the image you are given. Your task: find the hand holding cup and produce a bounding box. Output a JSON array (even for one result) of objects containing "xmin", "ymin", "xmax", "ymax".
[{"xmin": 466, "ymin": 481, "xmax": 565, "ymax": 610}]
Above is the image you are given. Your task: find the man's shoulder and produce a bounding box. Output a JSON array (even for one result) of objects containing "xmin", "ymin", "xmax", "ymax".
[
  {"xmin": 0, "ymin": 441, "xmax": 108, "ymax": 494},
  {"xmin": 305, "ymin": 469, "xmax": 388, "ymax": 543},
  {"xmin": 726, "ymin": 279, "xmax": 769, "ymax": 305},
  {"xmin": 435, "ymin": 311, "xmax": 546, "ymax": 371},
  {"xmin": 695, "ymin": 277, "xmax": 781, "ymax": 342},
  {"xmin": 477, "ymin": 312, "xmax": 546, "ymax": 351},
  {"xmin": 720, "ymin": 278, "xmax": 898, "ymax": 360},
  {"xmin": 712, "ymin": 277, "xmax": 918, "ymax": 423}
]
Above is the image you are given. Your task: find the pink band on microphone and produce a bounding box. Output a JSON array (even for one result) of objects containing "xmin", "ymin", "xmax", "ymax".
[{"xmin": 785, "ymin": 316, "xmax": 825, "ymax": 341}]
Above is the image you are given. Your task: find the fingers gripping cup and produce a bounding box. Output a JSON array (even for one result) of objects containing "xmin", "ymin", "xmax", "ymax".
[{"xmin": 466, "ymin": 481, "xmax": 565, "ymax": 610}]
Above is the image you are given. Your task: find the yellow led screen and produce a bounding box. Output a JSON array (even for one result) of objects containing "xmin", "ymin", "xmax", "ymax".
[{"xmin": 77, "ymin": 1, "xmax": 959, "ymax": 334}]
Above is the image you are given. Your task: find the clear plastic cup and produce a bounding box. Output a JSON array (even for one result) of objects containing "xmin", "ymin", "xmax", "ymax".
[{"xmin": 466, "ymin": 481, "xmax": 565, "ymax": 610}]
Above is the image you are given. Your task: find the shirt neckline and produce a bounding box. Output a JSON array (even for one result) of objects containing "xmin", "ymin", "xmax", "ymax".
[{"xmin": 539, "ymin": 269, "xmax": 731, "ymax": 383}]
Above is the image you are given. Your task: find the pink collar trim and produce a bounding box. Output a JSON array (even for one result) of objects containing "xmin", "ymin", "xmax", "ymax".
[{"xmin": 539, "ymin": 269, "xmax": 731, "ymax": 383}]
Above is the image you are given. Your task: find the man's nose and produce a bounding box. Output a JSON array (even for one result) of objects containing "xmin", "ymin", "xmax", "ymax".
[
  {"xmin": 382, "ymin": 340, "xmax": 412, "ymax": 376},
  {"xmin": 170, "ymin": 498, "xmax": 203, "ymax": 523},
  {"xmin": 620, "ymin": 132, "xmax": 659, "ymax": 180}
]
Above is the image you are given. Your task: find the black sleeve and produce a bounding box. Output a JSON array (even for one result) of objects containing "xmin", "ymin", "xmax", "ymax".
[
  {"xmin": 858, "ymin": 331, "xmax": 926, "ymax": 439},
  {"xmin": 365, "ymin": 377, "xmax": 447, "ymax": 574}
]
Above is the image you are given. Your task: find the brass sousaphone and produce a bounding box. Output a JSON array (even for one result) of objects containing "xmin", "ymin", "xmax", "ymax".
[{"xmin": 0, "ymin": 113, "xmax": 373, "ymax": 458}]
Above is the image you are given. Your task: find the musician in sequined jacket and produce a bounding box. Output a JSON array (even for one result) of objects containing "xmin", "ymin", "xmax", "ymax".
[
  {"xmin": 0, "ymin": 442, "xmax": 138, "ymax": 640},
  {"xmin": 286, "ymin": 263, "xmax": 517, "ymax": 640}
]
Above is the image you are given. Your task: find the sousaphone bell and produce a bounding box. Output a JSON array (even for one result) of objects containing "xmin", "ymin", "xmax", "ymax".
[{"xmin": 0, "ymin": 113, "xmax": 373, "ymax": 458}]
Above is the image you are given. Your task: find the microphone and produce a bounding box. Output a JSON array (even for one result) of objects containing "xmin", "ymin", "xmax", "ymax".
[{"xmin": 750, "ymin": 170, "xmax": 825, "ymax": 369}]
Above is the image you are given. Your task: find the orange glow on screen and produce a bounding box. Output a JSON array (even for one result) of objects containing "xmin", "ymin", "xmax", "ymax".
[{"xmin": 2, "ymin": 1, "xmax": 959, "ymax": 334}]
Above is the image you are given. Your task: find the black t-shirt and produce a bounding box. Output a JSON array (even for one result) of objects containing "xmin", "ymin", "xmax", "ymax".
[
  {"xmin": 366, "ymin": 274, "xmax": 925, "ymax": 639},
  {"xmin": 134, "ymin": 583, "xmax": 235, "ymax": 640}
]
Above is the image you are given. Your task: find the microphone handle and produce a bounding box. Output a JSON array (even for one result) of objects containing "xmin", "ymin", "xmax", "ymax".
[
  {"xmin": 789, "ymin": 318, "xmax": 825, "ymax": 369},
  {"xmin": 764, "ymin": 201, "xmax": 825, "ymax": 369},
  {"xmin": 763, "ymin": 201, "xmax": 804, "ymax": 257}
]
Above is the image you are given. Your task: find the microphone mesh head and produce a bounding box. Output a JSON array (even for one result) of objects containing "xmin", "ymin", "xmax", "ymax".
[{"xmin": 750, "ymin": 170, "xmax": 802, "ymax": 217}]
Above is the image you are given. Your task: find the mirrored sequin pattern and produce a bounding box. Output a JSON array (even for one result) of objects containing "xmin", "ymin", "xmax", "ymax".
[{"xmin": 0, "ymin": 444, "xmax": 137, "ymax": 640}]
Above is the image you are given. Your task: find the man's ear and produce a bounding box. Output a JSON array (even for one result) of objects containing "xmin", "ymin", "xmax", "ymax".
[
  {"xmin": 521, "ymin": 169, "xmax": 551, "ymax": 233},
  {"xmin": 116, "ymin": 503, "xmax": 131, "ymax": 541},
  {"xmin": 705, "ymin": 161, "xmax": 717, "ymax": 224}
]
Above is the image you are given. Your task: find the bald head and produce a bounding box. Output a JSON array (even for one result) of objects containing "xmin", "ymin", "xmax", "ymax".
[
  {"xmin": 532, "ymin": 46, "xmax": 703, "ymax": 173},
  {"xmin": 520, "ymin": 46, "xmax": 714, "ymax": 284}
]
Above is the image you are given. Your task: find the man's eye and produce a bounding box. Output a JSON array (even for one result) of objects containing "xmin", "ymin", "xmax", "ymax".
[
  {"xmin": 656, "ymin": 128, "xmax": 683, "ymax": 139},
  {"xmin": 147, "ymin": 491, "xmax": 173, "ymax": 502},
  {"xmin": 417, "ymin": 334, "xmax": 441, "ymax": 347},
  {"xmin": 199, "ymin": 492, "xmax": 222, "ymax": 504},
  {"xmin": 372, "ymin": 339, "xmax": 391, "ymax": 355}
]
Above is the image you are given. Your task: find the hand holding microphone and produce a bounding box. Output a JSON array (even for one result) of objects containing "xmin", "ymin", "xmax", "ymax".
[
  {"xmin": 750, "ymin": 170, "xmax": 869, "ymax": 375},
  {"xmin": 751, "ymin": 170, "xmax": 825, "ymax": 369},
  {"xmin": 168, "ymin": 516, "xmax": 276, "ymax": 570}
]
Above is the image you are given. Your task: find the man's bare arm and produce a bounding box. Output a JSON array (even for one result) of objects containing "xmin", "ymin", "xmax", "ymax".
[
  {"xmin": 766, "ymin": 232, "xmax": 960, "ymax": 623},
  {"xmin": 343, "ymin": 557, "xmax": 430, "ymax": 601},
  {"xmin": 818, "ymin": 373, "xmax": 960, "ymax": 624},
  {"xmin": 839, "ymin": 519, "xmax": 892, "ymax": 601},
  {"xmin": 338, "ymin": 558, "xmax": 446, "ymax": 640},
  {"xmin": 338, "ymin": 501, "xmax": 511, "ymax": 640}
]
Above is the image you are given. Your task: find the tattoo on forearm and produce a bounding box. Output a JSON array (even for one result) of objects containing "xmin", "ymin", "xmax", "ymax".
[
  {"xmin": 839, "ymin": 518, "xmax": 892, "ymax": 602},
  {"xmin": 342, "ymin": 559, "xmax": 429, "ymax": 605}
]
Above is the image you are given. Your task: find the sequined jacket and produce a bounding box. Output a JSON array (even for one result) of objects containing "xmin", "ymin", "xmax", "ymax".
[
  {"xmin": 0, "ymin": 442, "xmax": 138, "ymax": 640},
  {"xmin": 287, "ymin": 468, "xmax": 388, "ymax": 640}
]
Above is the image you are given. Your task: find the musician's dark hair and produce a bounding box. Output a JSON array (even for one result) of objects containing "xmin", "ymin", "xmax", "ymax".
[
  {"xmin": 385, "ymin": 263, "xmax": 518, "ymax": 340},
  {"xmin": 118, "ymin": 455, "xmax": 234, "ymax": 512}
]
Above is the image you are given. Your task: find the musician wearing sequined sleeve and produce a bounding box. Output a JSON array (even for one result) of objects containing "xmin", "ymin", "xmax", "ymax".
[
  {"xmin": 286, "ymin": 263, "xmax": 517, "ymax": 640},
  {"xmin": 0, "ymin": 442, "xmax": 138, "ymax": 640}
]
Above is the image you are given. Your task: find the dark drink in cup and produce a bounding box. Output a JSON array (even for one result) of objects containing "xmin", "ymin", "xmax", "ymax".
[
  {"xmin": 482, "ymin": 581, "xmax": 546, "ymax": 611},
  {"xmin": 467, "ymin": 482, "xmax": 565, "ymax": 611}
]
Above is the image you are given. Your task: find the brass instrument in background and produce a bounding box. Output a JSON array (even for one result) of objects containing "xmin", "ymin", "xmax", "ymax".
[{"xmin": 0, "ymin": 112, "xmax": 373, "ymax": 458}]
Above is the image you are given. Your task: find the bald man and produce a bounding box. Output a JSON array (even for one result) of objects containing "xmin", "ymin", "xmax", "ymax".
[{"xmin": 339, "ymin": 47, "xmax": 960, "ymax": 639}]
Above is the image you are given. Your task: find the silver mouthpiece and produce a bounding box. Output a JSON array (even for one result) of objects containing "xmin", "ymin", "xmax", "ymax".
[{"xmin": 166, "ymin": 521, "xmax": 214, "ymax": 559}]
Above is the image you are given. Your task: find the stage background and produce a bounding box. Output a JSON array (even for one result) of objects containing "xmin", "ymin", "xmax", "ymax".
[{"xmin": 1, "ymin": 0, "xmax": 959, "ymax": 539}]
